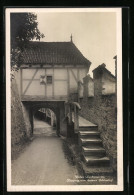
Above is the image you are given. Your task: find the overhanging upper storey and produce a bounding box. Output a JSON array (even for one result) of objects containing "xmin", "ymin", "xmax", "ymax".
[{"xmin": 19, "ymin": 41, "xmax": 91, "ymax": 102}]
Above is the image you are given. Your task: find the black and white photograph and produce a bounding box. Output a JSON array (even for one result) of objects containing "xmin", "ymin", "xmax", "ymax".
[{"xmin": 6, "ymin": 8, "xmax": 123, "ymax": 191}]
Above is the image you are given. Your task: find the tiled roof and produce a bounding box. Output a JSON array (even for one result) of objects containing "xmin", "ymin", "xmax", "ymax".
[
  {"xmin": 19, "ymin": 41, "xmax": 91, "ymax": 66},
  {"xmin": 93, "ymin": 63, "xmax": 115, "ymax": 79}
]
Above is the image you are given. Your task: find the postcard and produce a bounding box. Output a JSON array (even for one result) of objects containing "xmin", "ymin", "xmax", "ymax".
[{"xmin": 6, "ymin": 7, "xmax": 123, "ymax": 191}]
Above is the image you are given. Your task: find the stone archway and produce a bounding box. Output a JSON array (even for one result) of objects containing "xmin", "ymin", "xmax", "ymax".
[
  {"xmin": 22, "ymin": 101, "xmax": 67, "ymax": 137},
  {"xmin": 31, "ymin": 102, "xmax": 60, "ymax": 136}
]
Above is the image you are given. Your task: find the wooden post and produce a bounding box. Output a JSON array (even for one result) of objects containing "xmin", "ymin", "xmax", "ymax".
[
  {"xmin": 74, "ymin": 105, "xmax": 79, "ymax": 130},
  {"xmin": 30, "ymin": 108, "xmax": 34, "ymax": 135},
  {"xmin": 68, "ymin": 104, "xmax": 72, "ymax": 125},
  {"xmin": 50, "ymin": 111, "xmax": 54, "ymax": 127},
  {"xmin": 56, "ymin": 110, "xmax": 60, "ymax": 136}
]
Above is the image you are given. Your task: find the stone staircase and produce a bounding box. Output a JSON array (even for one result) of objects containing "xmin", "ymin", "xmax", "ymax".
[{"xmin": 77, "ymin": 116, "xmax": 113, "ymax": 176}]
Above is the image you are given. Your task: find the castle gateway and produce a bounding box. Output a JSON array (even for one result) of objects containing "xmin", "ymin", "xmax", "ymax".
[{"xmin": 18, "ymin": 40, "xmax": 91, "ymax": 136}]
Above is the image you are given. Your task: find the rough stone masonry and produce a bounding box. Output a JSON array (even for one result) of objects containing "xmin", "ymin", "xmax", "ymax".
[{"xmin": 79, "ymin": 65, "xmax": 117, "ymax": 171}]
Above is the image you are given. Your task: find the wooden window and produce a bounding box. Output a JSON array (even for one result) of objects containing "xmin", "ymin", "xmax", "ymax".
[{"xmin": 47, "ymin": 76, "xmax": 52, "ymax": 84}]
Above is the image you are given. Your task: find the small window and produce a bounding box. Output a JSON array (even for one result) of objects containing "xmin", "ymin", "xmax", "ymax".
[{"xmin": 47, "ymin": 76, "xmax": 52, "ymax": 84}]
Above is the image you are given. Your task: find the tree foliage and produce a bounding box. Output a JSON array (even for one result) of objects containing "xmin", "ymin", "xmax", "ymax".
[
  {"xmin": 11, "ymin": 13, "xmax": 44, "ymax": 67},
  {"xmin": 11, "ymin": 13, "xmax": 44, "ymax": 49}
]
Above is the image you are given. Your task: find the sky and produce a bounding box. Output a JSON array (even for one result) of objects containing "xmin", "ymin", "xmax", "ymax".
[{"xmin": 36, "ymin": 11, "xmax": 116, "ymax": 77}]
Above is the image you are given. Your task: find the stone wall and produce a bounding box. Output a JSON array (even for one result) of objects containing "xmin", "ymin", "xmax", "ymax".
[
  {"xmin": 79, "ymin": 69, "xmax": 117, "ymax": 171},
  {"xmin": 11, "ymin": 72, "xmax": 31, "ymax": 159}
]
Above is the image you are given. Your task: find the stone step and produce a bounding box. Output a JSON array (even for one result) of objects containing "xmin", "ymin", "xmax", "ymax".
[
  {"xmin": 83, "ymin": 155, "xmax": 110, "ymax": 166},
  {"xmin": 80, "ymin": 138, "xmax": 103, "ymax": 146},
  {"xmin": 82, "ymin": 146, "xmax": 106, "ymax": 157},
  {"xmin": 79, "ymin": 126, "xmax": 98, "ymax": 131},
  {"xmin": 81, "ymin": 162, "xmax": 113, "ymax": 176},
  {"xmin": 79, "ymin": 131, "xmax": 100, "ymax": 138}
]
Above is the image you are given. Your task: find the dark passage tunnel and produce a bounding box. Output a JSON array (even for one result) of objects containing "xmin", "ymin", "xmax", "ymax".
[
  {"xmin": 33, "ymin": 108, "xmax": 57, "ymax": 136},
  {"xmin": 26, "ymin": 101, "xmax": 66, "ymax": 137}
]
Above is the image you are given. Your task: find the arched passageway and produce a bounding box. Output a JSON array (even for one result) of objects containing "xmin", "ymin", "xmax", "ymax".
[
  {"xmin": 22, "ymin": 101, "xmax": 68, "ymax": 137},
  {"xmin": 33, "ymin": 108, "xmax": 57, "ymax": 136}
]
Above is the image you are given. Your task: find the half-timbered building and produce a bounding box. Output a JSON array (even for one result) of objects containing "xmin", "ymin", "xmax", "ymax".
[{"xmin": 18, "ymin": 39, "xmax": 91, "ymax": 136}]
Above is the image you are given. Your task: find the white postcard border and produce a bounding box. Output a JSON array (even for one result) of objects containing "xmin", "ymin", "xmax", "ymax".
[{"xmin": 6, "ymin": 8, "xmax": 123, "ymax": 192}]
